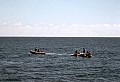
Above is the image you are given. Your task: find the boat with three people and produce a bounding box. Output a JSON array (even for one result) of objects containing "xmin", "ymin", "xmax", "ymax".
[{"xmin": 71, "ymin": 48, "xmax": 92, "ymax": 58}]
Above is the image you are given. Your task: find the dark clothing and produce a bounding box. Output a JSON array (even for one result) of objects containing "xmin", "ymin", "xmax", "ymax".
[
  {"xmin": 35, "ymin": 48, "xmax": 37, "ymax": 52},
  {"xmin": 75, "ymin": 50, "xmax": 77, "ymax": 53},
  {"xmin": 83, "ymin": 48, "xmax": 85, "ymax": 53},
  {"xmin": 37, "ymin": 49, "xmax": 40, "ymax": 52}
]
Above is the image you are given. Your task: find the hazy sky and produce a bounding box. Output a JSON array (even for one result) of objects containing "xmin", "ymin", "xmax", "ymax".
[{"xmin": 0, "ymin": 0, "xmax": 120, "ymax": 37}]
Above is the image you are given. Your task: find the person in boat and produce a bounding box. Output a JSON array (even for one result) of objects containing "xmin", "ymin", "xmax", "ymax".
[
  {"xmin": 86, "ymin": 51, "xmax": 91, "ymax": 57},
  {"xmin": 75, "ymin": 50, "xmax": 77, "ymax": 53},
  {"xmin": 37, "ymin": 49, "xmax": 40, "ymax": 52},
  {"xmin": 73, "ymin": 50, "xmax": 78, "ymax": 56},
  {"xmin": 83, "ymin": 48, "xmax": 85, "ymax": 53},
  {"xmin": 35, "ymin": 47, "xmax": 38, "ymax": 52},
  {"xmin": 73, "ymin": 50, "xmax": 80, "ymax": 56}
]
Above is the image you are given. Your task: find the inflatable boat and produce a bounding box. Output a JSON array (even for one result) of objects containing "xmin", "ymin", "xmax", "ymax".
[
  {"xmin": 30, "ymin": 50, "xmax": 46, "ymax": 54},
  {"xmin": 71, "ymin": 52, "xmax": 92, "ymax": 58}
]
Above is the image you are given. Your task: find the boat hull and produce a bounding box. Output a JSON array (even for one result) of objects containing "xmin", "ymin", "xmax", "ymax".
[{"xmin": 30, "ymin": 50, "xmax": 46, "ymax": 54}]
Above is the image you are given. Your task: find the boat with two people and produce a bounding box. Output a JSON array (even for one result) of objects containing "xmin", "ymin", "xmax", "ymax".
[{"xmin": 30, "ymin": 47, "xmax": 46, "ymax": 54}]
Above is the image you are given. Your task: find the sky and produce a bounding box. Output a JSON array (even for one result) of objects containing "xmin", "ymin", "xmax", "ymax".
[{"xmin": 0, "ymin": 0, "xmax": 120, "ymax": 37}]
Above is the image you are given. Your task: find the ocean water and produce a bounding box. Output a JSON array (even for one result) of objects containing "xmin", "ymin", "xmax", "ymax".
[{"xmin": 0, "ymin": 37, "xmax": 120, "ymax": 82}]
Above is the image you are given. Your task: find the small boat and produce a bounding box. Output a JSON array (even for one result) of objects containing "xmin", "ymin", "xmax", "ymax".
[
  {"xmin": 71, "ymin": 52, "xmax": 92, "ymax": 58},
  {"xmin": 30, "ymin": 50, "xmax": 46, "ymax": 54}
]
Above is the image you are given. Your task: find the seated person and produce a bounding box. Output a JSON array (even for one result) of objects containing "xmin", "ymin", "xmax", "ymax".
[
  {"xmin": 35, "ymin": 47, "xmax": 37, "ymax": 52},
  {"xmin": 37, "ymin": 49, "xmax": 40, "ymax": 52}
]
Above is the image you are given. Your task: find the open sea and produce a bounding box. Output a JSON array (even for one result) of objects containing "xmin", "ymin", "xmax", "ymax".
[{"xmin": 0, "ymin": 37, "xmax": 120, "ymax": 82}]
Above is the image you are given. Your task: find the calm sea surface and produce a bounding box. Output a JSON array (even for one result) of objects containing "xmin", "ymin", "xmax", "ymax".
[{"xmin": 0, "ymin": 37, "xmax": 120, "ymax": 82}]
